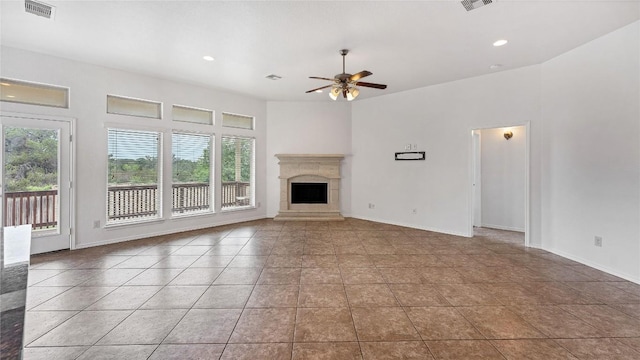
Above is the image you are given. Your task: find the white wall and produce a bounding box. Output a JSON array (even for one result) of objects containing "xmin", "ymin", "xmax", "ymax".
[
  {"xmin": 351, "ymin": 66, "xmax": 542, "ymax": 240},
  {"xmin": 351, "ymin": 20, "xmax": 639, "ymax": 282},
  {"xmin": 266, "ymin": 101, "xmax": 352, "ymax": 217},
  {"xmin": 0, "ymin": 46, "xmax": 267, "ymax": 249},
  {"xmin": 541, "ymin": 21, "xmax": 640, "ymax": 280},
  {"xmin": 480, "ymin": 126, "xmax": 526, "ymax": 232}
]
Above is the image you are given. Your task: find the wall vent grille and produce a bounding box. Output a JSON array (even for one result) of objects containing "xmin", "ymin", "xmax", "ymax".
[
  {"xmin": 25, "ymin": 0, "xmax": 55, "ymax": 19},
  {"xmin": 461, "ymin": 0, "xmax": 493, "ymax": 12}
]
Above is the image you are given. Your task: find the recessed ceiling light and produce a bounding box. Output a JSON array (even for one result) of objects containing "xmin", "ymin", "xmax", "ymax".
[
  {"xmin": 202, "ymin": 55, "xmax": 215, "ymax": 61},
  {"xmin": 493, "ymin": 39, "xmax": 508, "ymax": 47},
  {"xmin": 489, "ymin": 64, "xmax": 503, "ymax": 70},
  {"xmin": 6, "ymin": 95, "xmax": 15, "ymax": 98},
  {"xmin": 0, "ymin": 82, "xmax": 11, "ymax": 86},
  {"xmin": 315, "ymin": 90, "xmax": 323, "ymax": 93}
]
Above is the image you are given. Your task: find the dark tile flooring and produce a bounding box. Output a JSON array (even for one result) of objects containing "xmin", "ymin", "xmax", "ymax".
[{"xmin": 23, "ymin": 219, "xmax": 640, "ymax": 359}]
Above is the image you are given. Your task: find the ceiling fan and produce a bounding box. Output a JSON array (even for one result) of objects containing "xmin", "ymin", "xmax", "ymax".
[{"xmin": 306, "ymin": 49, "xmax": 387, "ymax": 101}]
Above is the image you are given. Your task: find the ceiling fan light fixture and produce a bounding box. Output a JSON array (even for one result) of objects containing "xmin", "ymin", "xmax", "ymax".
[
  {"xmin": 346, "ymin": 87, "xmax": 359, "ymax": 101},
  {"xmin": 307, "ymin": 50, "xmax": 386, "ymax": 100},
  {"xmin": 329, "ymin": 87, "xmax": 340, "ymax": 100}
]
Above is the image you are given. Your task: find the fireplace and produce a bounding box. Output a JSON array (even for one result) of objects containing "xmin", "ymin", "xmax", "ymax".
[{"xmin": 274, "ymin": 154, "xmax": 344, "ymax": 221}]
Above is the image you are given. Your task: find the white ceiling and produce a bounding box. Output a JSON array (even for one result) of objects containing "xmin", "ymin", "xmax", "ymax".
[{"xmin": 1, "ymin": 1, "xmax": 638, "ymax": 101}]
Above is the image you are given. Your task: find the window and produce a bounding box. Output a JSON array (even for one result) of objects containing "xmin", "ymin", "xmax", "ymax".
[
  {"xmin": 107, "ymin": 129, "xmax": 161, "ymax": 224},
  {"xmin": 221, "ymin": 136, "xmax": 254, "ymax": 210},
  {"xmin": 0, "ymin": 78, "xmax": 69, "ymax": 108},
  {"xmin": 222, "ymin": 112, "xmax": 254, "ymax": 130},
  {"xmin": 172, "ymin": 132, "xmax": 213, "ymax": 215},
  {"xmin": 173, "ymin": 105, "xmax": 213, "ymax": 125},
  {"xmin": 107, "ymin": 95, "xmax": 161, "ymax": 119}
]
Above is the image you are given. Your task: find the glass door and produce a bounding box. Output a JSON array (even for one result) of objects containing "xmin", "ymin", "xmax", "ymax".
[{"xmin": 1, "ymin": 116, "xmax": 72, "ymax": 254}]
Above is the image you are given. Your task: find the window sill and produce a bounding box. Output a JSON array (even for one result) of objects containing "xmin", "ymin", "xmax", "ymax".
[
  {"xmin": 220, "ymin": 206, "xmax": 256, "ymax": 214},
  {"xmin": 104, "ymin": 218, "xmax": 165, "ymax": 230},
  {"xmin": 171, "ymin": 211, "xmax": 215, "ymax": 220}
]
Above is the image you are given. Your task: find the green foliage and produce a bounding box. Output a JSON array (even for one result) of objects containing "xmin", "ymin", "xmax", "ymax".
[
  {"xmin": 173, "ymin": 148, "xmax": 210, "ymax": 184},
  {"xmin": 108, "ymin": 155, "xmax": 158, "ymax": 185},
  {"xmin": 221, "ymin": 137, "xmax": 253, "ymax": 182},
  {"xmin": 109, "ymin": 144, "xmax": 214, "ymax": 186},
  {"xmin": 4, "ymin": 127, "xmax": 58, "ymax": 192},
  {"xmin": 5, "ymin": 128, "xmax": 251, "ymax": 192}
]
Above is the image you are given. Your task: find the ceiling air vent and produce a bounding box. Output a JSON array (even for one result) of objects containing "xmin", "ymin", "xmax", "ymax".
[
  {"xmin": 461, "ymin": 0, "xmax": 493, "ymax": 12},
  {"xmin": 25, "ymin": 0, "xmax": 56, "ymax": 20},
  {"xmin": 265, "ymin": 74, "xmax": 282, "ymax": 81}
]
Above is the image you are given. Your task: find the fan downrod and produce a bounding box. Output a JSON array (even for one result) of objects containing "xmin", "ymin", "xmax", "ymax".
[{"xmin": 338, "ymin": 49, "xmax": 350, "ymax": 79}]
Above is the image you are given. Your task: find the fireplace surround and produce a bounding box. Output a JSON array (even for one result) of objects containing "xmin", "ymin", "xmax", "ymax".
[{"xmin": 274, "ymin": 154, "xmax": 344, "ymax": 221}]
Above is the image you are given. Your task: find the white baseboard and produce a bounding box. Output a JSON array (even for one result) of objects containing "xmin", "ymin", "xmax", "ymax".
[
  {"xmin": 349, "ymin": 215, "xmax": 471, "ymax": 238},
  {"xmin": 480, "ymin": 223, "xmax": 525, "ymax": 233},
  {"xmin": 74, "ymin": 215, "xmax": 268, "ymax": 250},
  {"xmin": 544, "ymin": 246, "xmax": 640, "ymax": 285}
]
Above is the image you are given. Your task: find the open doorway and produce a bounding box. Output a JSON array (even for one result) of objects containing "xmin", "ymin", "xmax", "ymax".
[{"xmin": 471, "ymin": 124, "xmax": 529, "ymax": 246}]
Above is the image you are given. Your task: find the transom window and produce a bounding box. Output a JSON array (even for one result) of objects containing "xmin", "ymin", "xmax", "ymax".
[
  {"xmin": 173, "ymin": 105, "xmax": 213, "ymax": 125},
  {"xmin": 0, "ymin": 78, "xmax": 69, "ymax": 108},
  {"xmin": 222, "ymin": 112, "xmax": 254, "ymax": 130},
  {"xmin": 107, "ymin": 95, "xmax": 162, "ymax": 119}
]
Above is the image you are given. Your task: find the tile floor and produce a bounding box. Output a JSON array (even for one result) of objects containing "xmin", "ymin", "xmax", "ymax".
[{"xmin": 23, "ymin": 218, "xmax": 640, "ymax": 359}]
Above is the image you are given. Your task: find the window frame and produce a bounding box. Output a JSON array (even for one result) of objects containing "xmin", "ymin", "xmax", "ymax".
[
  {"xmin": 170, "ymin": 130, "xmax": 215, "ymax": 217},
  {"xmin": 172, "ymin": 104, "xmax": 214, "ymax": 126},
  {"xmin": 105, "ymin": 127, "xmax": 163, "ymax": 226},
  {"xmin": 220, "ymin": 134, "xmax": 256, "ymax": 212},
  {"xmin": 106, "ymin": 94, "xmax": 162, "ymax": 119},
  {"xmin": 221, "ymin": 112, "xmax": 255, "ymax": 130},
  {"xmin": 0, "ymin": 77, "xmax": 70, "ymax": 108}
]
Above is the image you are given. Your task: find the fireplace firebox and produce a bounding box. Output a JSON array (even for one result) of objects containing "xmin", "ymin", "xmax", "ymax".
[{"xmin": 291, "ymin": 183, "xmax": 328, "ymax": 204}]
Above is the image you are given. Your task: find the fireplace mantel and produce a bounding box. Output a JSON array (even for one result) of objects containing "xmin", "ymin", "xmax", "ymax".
[{"xmin": 274, "ymin": 154, "xmax": 344, "ymax": 221}]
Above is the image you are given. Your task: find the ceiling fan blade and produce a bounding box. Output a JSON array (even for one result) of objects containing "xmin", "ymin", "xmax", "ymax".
[
  {"xmin": 343, "ymin": 88, "xmax": 348, "ymax": 99},
  {"xmin": 305, "ymin": 85, "xmax": 333, "ymax": 93},
  {"xmin": 355, "ymin": 81, "xmax": 387, "ymax": 90},
  {"xmin": 309, "ymin": 76, "xmax": 335, "ymax": 81},
  {"xmin": 349, "ymin": 71, "xmax": 372, "ymax": 82}
]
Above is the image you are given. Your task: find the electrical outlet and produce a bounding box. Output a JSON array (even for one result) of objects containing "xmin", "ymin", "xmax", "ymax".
[
  {"xmin": 594, "ymin": 236, "xmax": 603, "ymax": 247},
  {"xmin": 412, "ymin": 208, "xmax": 417, "ymax": 214},
  {"xmin": 257, "ymin": 202, "xmax": 261, "ymax": 208},
  {"xmin": 368, "ymin": 203, "xmax": 375, "ymax": 209},
  {"xmin": 405, "ymin": 144, "xmax": 411, "ymax": 150},
  {"xmin": 412, "ymin": 144, "xmax": 417, "ymax": 150},
  {"xmin": 93, "ymin": 220, "xmax": 100, "ymax": 229}
]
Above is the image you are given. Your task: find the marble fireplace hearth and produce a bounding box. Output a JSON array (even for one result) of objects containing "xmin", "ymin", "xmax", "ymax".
[{"xmin": 274, "ymin": 154, "xmax": 344, "ymax": 221}]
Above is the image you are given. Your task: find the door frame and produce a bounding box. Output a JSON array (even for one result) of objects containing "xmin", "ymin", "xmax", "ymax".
[
  {"xmin": 1, "ymin": 111, "xmax": 76, "ymax": 251},
  {"xmin": 471, "ymin": 130, "xmax": 482, "ymax": 228},
  {"xmin": 468, "ymin": 121, "xmax": 530, "ymax": 247}
]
